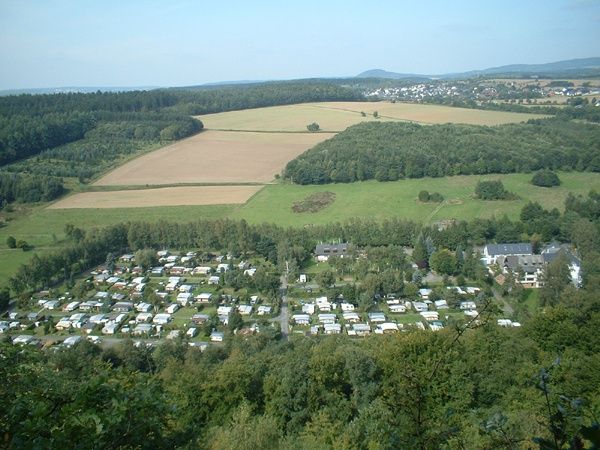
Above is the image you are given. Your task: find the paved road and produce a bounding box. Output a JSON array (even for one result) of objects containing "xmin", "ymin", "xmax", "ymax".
[{"xmin": 276, "ymin": 274, "xmax": 289, "ymax": 339}]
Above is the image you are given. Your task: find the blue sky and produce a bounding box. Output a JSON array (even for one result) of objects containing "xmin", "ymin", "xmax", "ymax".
[{"xmin": 0, "ymin": 0, "xmax": 599, "ymax": 89}]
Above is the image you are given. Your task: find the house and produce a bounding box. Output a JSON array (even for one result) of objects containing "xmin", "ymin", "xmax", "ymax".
[
  {"xmin": 133, "ymin": 323, "xmax": 153, "ymax": 335},
  {"xmin": 434, "ymin": 300, "xmax": 448, "ymax": 310},
  {"xmin": 79, "ymin": 300, "xmax": 104, "ymax": 311},
  {"xmin": 44, "ymin": 300, "xmax": 60, "ymax": 310},
  {"xmin": 340, "ymin": 302, "xmax": 355, "ymax": 312},
  {"xmin": 389, "ymin": 304, "xmax": 406, "ymax": 313},
  {"xmin": 429, "ymin": 321, "xmax": 444, "ymax": 331},
  {"xmin": 192, "ymin": 313, "xmax": 209, "ymax": 324},
  {"xmin": 257, "ymin": 305, "xmax": 272, "ymax": 315},
  {"xmin": 412, "ymin": 302, "xmax": 429, "ymax": 312},
  {"xmin": 315, "ymin": 243, "xmax": 349, "ymax": 262},
  {"xmin": 377, "ymin": 322, "xmax": 400, "ymax": 334},
  {"xmin": 136, "ymin": 312, "xmax": 153, "ymax": 323},
  {"xmin": 217, "ymin": 306, "xmax": 232, "ymax": 316},
  {"xmin": 238, "ymin": 305, "xmax": 252, "ymax": 315},
  {"xmin": 293, "ymin": 314, "xmax": 311, "ymax": 325},
  {"xmin": 136, "ymin": 302, "xmax": 153, "ymax": 313},
  {"xmin": 89, "ymin": 314, "xmax": 107, "ymax": 324},
  {"xmin": 210, "ymin": 331, "xmax": 224, "ymax": 342},
  {"xmin": 186, "ymin": 327, "xmax": 198, "ymax": 338},
  {"xmin": 166, "ymin": 304, "xmax": 179, "ymax": 314},
  {"xmin": 63, "ymin": 336, "xmax": 82, "ymax": 347},
  {"xmin": 63, "ymin": 301, "xmax": 80, "ymax": 312},
  {"xmin": 483, "ymin": 243, "xmax": 532, "ymax": 265},
  {"xmin": 420, "ymin": 311, "xmax": 439, "ymax": 321},
  {"xmin": 318, "ymin": 313, "xmax": 337, "ymax": 325},
  {"xmin": 496, "ymin": 254, "xmax": 544, "ymax": 288},
  {"xmin": 102, "ymin": 322, "xmax": 119, "ymax": 335},
  {"xmin": 460, "ymin": 301, "xmax": 477, "ymax": 310},
  {"xmin": 166, "ymin": 330, "xmax": 181, "ymax": 340},
  {"xmin": 368, "ymin": 312, "xmax": 386, "ymax": 323},
  {"xmin": 208, "ymin": 275, "xmax": 220, "ymax": 285},
  {"xmin": 176, "ymin": 293, "xmax": 193, "ymax": 306},
  {"xmin": 324, "ymin": 323, "xmax": 342, "ymax": 334},
  {"xmin": 69, "ymin": 313, "xmax": 88, "ymax": 328},
  {"xmin": 315, "ymin": 296, "xmax": 332, "ymax": 312},
  {"xmin": 193, "ymin": 266, "xmax": 212, "ymax": 276},
  {"xmin": 179, "ymin": 284, "xmax": 193, "ymax": 293},
  {"xmin": 13, "ymin": 335, "xmax": 34, "ymax": 345},
  {"xmin": 112, "ymin": 302, "xmax": 134, "ymax": 313},
  {"xmin": 153, "ymin": 313, "xmax": 172, "ymax": 325},
  {"xmin": 196, "ymin": 293, "xmax": 213, "ymax": 303},
  {"xmin": 55, "ymin": 318, "xmax": 73, "ymax": 331},
  {"xmin": 352, "ymin": 323, "xmax": 371, "ymax": 336},
  {"xmin": 343, "ymin": 311, "xmax": 360, "ymax": 323},
  {"xmin": 541, "ymin": 243, "xmax": 582, "ymax": 287},
  {"xmin": 302, "ymin": 303, "xmax": 316, "ymax": 315},
  {"xmin": 418, "ymin": 288, "xmax": 432, "ymax": 300}
]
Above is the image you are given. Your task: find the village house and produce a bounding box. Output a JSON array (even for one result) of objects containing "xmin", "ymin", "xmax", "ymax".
[
  {"xmin": 482, "ymin": 243, "xmax": 532, "ymax": 265},
  {"xmin": 314, "ymin": 243, "xmax": 350, "ymax": 262}
]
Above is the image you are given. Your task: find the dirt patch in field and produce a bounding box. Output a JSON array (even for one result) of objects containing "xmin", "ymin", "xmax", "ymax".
[
  {"xmin": 48, "ymin": 186, "xmax": 263, "ymax": 209},
  {"xmin": 94, "ymin": 130, "xmax": 334, "ymax": 186},
  {"xmin": 292, "ymin": 192, "xmax": 336, "ymax": 213}
]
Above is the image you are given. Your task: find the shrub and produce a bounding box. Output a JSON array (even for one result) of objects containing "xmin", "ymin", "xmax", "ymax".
[
  {"xmin": 475, "ymin": 180, "xmax": 517, "ymax": 200},
  {"xmin": 532, "ymin": 169, "xmax": 561, "ymax": 187},
  {"xmin": 418, "ymin": 190, "xmax": 430, "ymax": 202},
  {"xmin": 306, "ymin": 122, "xmax": 320, "ymax": 132}
]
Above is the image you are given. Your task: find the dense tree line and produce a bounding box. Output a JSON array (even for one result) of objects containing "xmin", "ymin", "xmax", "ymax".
[
  {"xmin": 2, "ymin": 292, "xmax": 599, "ymax": 448},
  {"xmin": 0, "ymin": 112, "xmax": 96, "ymax": 165},
  {"xmin": 283, "ymin": 119, "xmax": 600, "ymax": 184},
  {"xmin": 0, "ymin": 172, "xmax": 64, "ymax": 207}
]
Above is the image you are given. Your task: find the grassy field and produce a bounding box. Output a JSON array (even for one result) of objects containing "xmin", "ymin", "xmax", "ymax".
[
  {"xmin": 231, "ymin": 172, "xmax": 600, "ymax": 226},
  {"xmin": 199, "ymin": 101, "xmax": 548, "ymax": 131}
]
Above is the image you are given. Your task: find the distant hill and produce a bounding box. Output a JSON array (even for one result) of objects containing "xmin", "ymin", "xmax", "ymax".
[
  {"xmin": 356, "ymin": 69, "xmax": 429, "ymax": 80},
  {"xmin": 357, "ymin": 57, "xmax": 600, "ymax": 80},
  {"xmin": 0, "ymin": 86, "xmax": 159, "ymax": 96}
]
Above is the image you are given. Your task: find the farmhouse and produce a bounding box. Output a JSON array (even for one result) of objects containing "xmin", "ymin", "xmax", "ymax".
[
  {"xmin": 315, "ymin": 243, "xmax": 349, "ymax": 262},
  {"xmin": 497, "ymin": 254, "xmax": 545, "ymax": 288}
]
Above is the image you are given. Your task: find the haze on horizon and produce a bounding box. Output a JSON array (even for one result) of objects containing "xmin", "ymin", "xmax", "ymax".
[{"xmin": 1, "ymin": 0, "xmax": 599, "ymax": 90}]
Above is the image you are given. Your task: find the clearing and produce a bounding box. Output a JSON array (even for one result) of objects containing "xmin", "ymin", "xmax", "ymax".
[
  {"xmin": 48, "ymin": 186, "xmax": 263, "ymax": 209},
  {"xmin": 94, "ymin": 130, "xmax": 334, "ymax": 186}
]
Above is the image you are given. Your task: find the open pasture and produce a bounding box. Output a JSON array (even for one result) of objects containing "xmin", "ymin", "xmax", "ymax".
[
  {"xmin": 48, "ymin": 185, "xmax": 263, "ymax": 209},
  {"xmin": 199, "ymin": 101, "xmax": 548, "ymax": 131},
  {"xmin": 94, "ymin": 130, "xmax": 333, "ymax": 186}
]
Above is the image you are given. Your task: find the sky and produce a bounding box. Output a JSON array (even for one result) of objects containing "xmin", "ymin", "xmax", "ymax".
[{"xmin": 0, "ymin": 0, "xmax": 599, "ymax": 89}]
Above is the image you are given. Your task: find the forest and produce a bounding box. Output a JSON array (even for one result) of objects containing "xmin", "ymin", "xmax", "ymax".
[
  {"xmin": 283, "ymin": 119, "xmax": 600, "ymax": 184},
  {"xmin": 0, "ymin": 81, "xmax": 360, "ymax": 208}
]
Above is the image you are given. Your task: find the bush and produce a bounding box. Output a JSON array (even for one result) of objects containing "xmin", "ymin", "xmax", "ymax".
[
  {"xmin": 6, "ymin": 236, "xmax": 16, "ymax": 248},
  {"xmin": 418, "ymin": 190, "xmax": 430, "ymax": 202},
  {"xmin": 306, "ymin": 122, "xmax": 320, "ymax": 132},
  {"xmin": 430, "ymin": 192, "xmax": 444, "ymax": 202},
  {"xmin": 475, "ymin": 180, "xmax": 516, "ymax": 200},
  {"xmin": 532, "ymin": 169, "xmax": 561, "ymax": 187}
]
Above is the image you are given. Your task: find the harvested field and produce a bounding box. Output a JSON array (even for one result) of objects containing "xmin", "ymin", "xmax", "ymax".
[
  {"xmin": 94, "ymin": 130, "xmax": 333, "ymax": 186},
  {"xmin": 48, "ymin": 185, "xmax": 263, "ymax": 209},
  {"xmin": 199, "ymin": 101, "xmax": 548, "ymax": 131}
]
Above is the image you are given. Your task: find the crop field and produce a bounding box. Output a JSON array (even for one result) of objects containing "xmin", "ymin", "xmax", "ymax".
[
  {"xmin": 199, "ymin": 101, "xmax": 547, "ymax": 131},
  {"xmin": 94, "ymin": 130, "xmax": 334, "ymax": 186},
  {"xmin": 48, "ymin": 185, "xmax": 263, "ymax": 209}
]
